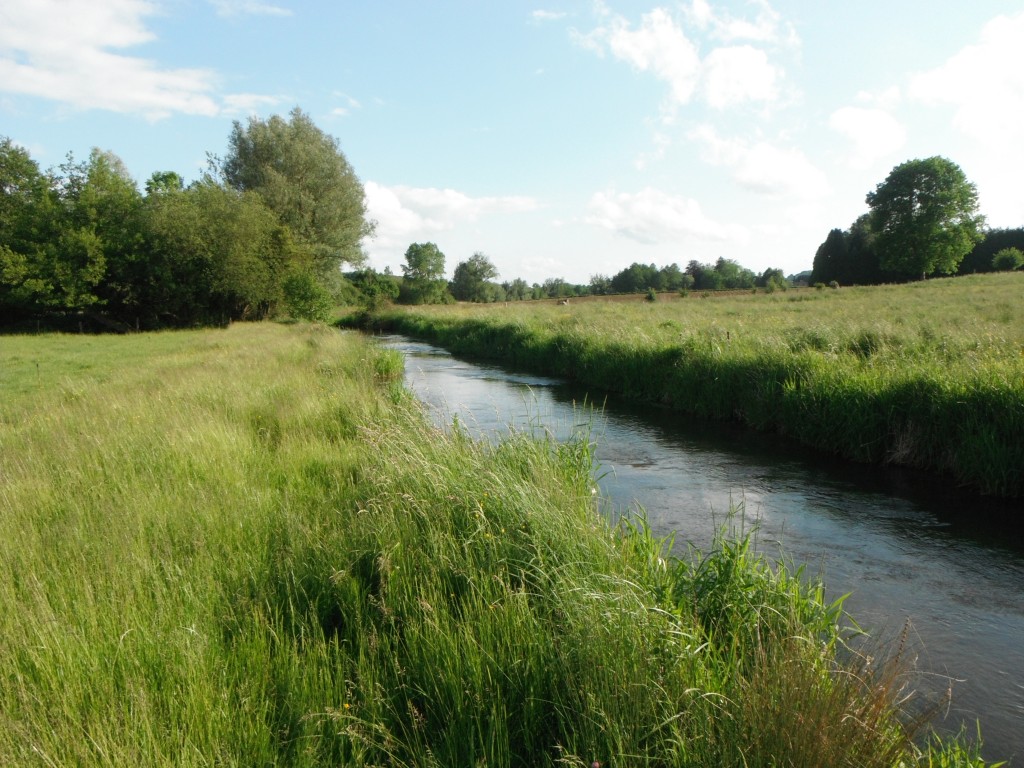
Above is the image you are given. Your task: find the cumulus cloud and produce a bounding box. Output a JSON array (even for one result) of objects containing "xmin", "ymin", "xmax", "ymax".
[
  {"xmin": 364, "ymin": 182, "xmax": 539, "ymax": 254},
  {"xmin": 829, "ymin": 106, "xmax": 906, "ymax": 168},
  {"xmin": 573, "ymin": 2, "xmax": 791, "ymax": 111},
  {"xmin": 0, "ymin": 0, "xmax": 275, "ymax": 119},
  {"xmin": 584, "ymin": 186, "xmax": 731, "ymax": 244},
  {"xmin": 689, "ymin": 125, "xmax": 829, "ymax": 199}
]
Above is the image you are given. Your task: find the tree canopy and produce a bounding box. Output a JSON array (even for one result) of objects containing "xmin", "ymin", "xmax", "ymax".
[
  {"xmin": 1, "ymin": 110, "xmax": 377, "ymax": 328},
  {"xmin": 450, "ymin": 252, "xmax": 499, "ymax": 302},
  {"xmin": 811, "ymin": 214, "xmax": 881, "ymax": 286},
  {"xmin": 400, "ymin": 242, "xmax": 451, "ymax": 304},
  {"xmin": 866, "ymin": 157, "xmax": 983, "ymax": 279},
  {"xmin": 221, "ymin": 107, "xmax": 372, "ymax": 274}
]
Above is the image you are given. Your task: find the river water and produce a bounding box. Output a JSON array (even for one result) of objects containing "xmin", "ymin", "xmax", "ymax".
[{"xmin": 377, "ymin": 334, "xmax": 1024, "ymax": 762}]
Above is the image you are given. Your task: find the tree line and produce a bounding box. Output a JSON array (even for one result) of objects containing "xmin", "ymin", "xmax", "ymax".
[
  {"xmin": 21, "ymin": 113, "xmax": 989, "ymax": 329},
  {"xmin": 812, "ymin": 156, "xmax": 1024, "ymax": 286},
  {"xmin": 387, "ymin": 243, "xmax": 792, "ymax": 307},
  {"xmin": 1, "ymin": 108, "xmax": 372, "ymax": 329}
]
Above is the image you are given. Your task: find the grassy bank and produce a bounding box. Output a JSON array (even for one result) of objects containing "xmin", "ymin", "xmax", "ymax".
[
  {"xmin": 0, "ymin": 324, "xmax": 999, "ymax": 765},
  {"xmin": 357, "ymin": 273, "xmax": 1024, "ymax": 497}
]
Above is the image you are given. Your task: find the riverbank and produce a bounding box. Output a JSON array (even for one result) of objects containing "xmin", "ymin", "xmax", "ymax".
[
  {"xmin": 351, "ymin": 273, "xmax": 1024, "ymax": 498},
  {"xmin": 0, "ymin": 323, "xmax": 1001, "ymax": 765}
]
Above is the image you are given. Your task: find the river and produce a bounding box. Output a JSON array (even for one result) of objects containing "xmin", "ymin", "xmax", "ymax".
[{"xmin": 377, "ymin": 334, "xmax": 1024, "ymax": 762}]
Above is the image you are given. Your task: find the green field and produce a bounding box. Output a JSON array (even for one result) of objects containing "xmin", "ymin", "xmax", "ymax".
[
  {"xmin": 362, "ymin": 273, "xmax": 1024, "ymax": 497},
  {"xmin": 0, "ymin": 323, "xmax": 1002, "ymax": 765}
]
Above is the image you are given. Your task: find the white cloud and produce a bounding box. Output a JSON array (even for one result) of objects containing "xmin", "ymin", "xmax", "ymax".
[
  {"xmin": 828, "ymin": 106, "xmax": 906, "ymax": 169},
  {"xmin": 686, "ymin": 0, "xmax": 797, "ymax": 47},
  {"xmin": 701, "ymin": 45, "xmax": 778, "ymax": 109},
  {"xmin": 689, "ymin": 125, "xmax": 829, "ymax": 199},
  {"xmin": 604, "ymin": 8, "xmax": 701, "ymax": 105},
  {"xmin": 909, "ymin": 12, "xmax": 1024, "ymax": 148},
  {"xmin": 584, "ymin": 186, "xmax": 731, "ymax": 244},
  {"xmin": 363, "ymin": 182, "xmax": 539, "ymax": 255},
  {"xmin": 210, "ymin": 0, "xmax": 292, "ymax": 17},
  {"xmin": 908, "ymin": 11, "xmax": 1024, "ymax": 224},
  {"xmin": 575, "ymin": 3, "xmax": 791, "ymax": 111},
  {"xmin": 0, "ymin": 0, "xmax": 276, "ymax": 119}
]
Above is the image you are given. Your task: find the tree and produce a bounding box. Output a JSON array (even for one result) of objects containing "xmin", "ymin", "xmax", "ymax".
[
  {"xmin": 588, "ymin": 274, "xmax": 611, "ymax": 295},
  {"xmin": 811, "ymin": 228, "xmax": 845, "ymax": 285},
  {"xmin": 541, "ymin": 277, "xmax": 572, "ymax": 298},
  {"xmin": 0, "ymin": 138, "xmax": 57, "ymax": 318},
  {"xmin": 348, "ymin": 267, "xmax": 400, "ymax": 308},
  {"xmin": 75, "ymin": 149, "xmax": 148, "ymax": 317},
  {"xmin": 811, "ymin": 216, "xmax": 882, "ymax": 286},
  {"xmin": 449, "ymin": 252, "xmax": 499, "ymax": 302},
  {"xmin": 282, "ymin": 270, "xmax": 332, "ymax": 321},
  {"xmin": 145, "ymin": 171, "xmax": 184, "ymax": 196},
  {"xmin": 221, "ymin": 107, "xmax": 373, "ymax": 274},
  {"xmin": 713, "ymin": 257, "xmax": 755, "ymax": 289},
  {"xmin": 659, "ymin": 262, "xmax": 687, "ymax": 291},
  {"xmin": 756, "ymin": 267, "xmax": 788, "ymax": 292},
  {"xmin": 866, "ymin": 157, "xmax": 984, "ymax": 279},
  {"xmin": 145, "ymin": 179, "xmax": 284, "ymax": 324},
  {"xmin": 503, "ymin": 277, "xmax": 530, "ymax": 300},
  {"xmin": 400, "ymin": 242, "xmax": 450, "ymax": 304}
]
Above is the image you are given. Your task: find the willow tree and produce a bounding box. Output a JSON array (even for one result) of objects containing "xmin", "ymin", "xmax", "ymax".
[
  {"xmin": 866, "ymin": 157, "xmax": 983, "ymax": 280},
  {"xmin": 221, "ymin": 108, "xmax": 373, "ymax": 276}
]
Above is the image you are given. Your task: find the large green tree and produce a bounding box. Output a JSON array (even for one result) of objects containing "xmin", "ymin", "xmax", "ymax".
[
  {"xmin": 865, "ymin": 156, "xmax": 983, "ymax": 279},
  {"xmin": 449, "ymin": 252, "xmax": 499, "ymax": 302},
  {"xmin": 221, "ymin": 107, "xmax": 373, "ymax": 274},
  {"xmin": 400, "ymin": 242, "xmax": 450, "ymax": 304}
]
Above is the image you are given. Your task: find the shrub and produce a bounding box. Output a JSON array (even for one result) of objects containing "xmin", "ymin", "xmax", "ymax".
[
  {"xmin": 992, "ymin": 247, "xmax": 1023, "ymax": 272},
  {"xmin": 282, "ymin": 271, "xmax": 333, "ymax": 321}
]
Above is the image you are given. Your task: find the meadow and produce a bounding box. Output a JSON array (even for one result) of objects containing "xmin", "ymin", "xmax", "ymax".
[
  {"xmin": 0, "ymin": 323, "xmax": 1002, "ymax": 765},
  {"xmin": 362, "ymin": 273, "xmax": 1024, "ymax": 497}
]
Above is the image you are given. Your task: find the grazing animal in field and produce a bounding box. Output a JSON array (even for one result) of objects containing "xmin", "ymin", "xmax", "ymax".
[{"xmin": 558, "ymin": 299, "xmax": 570, "ymax": 306}]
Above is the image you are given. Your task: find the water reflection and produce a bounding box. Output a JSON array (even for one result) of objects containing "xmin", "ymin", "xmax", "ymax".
[{"xmin": 379, "ymin": 334, "xmax": 1024, "ymax": 761}]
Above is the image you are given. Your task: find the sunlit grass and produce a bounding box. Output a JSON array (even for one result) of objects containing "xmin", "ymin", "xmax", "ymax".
[{"xmin": 0, "ymin": 322, "xmax": 1004, "ymax": 765}]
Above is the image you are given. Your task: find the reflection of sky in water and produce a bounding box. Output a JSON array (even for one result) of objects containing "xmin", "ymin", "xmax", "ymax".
[{"xmin": 379, "ymin": 335, "xmax": 1024, "ymax": 760}]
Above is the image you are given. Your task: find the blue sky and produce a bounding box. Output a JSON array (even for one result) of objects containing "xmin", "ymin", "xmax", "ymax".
[{"xmin": 3, "ymin": 1, "xmax": 1023, "ymax": 284}]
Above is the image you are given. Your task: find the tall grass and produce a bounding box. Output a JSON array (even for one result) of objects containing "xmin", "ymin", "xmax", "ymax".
[
  {"xmin": 0, "ymin": 323, "xmax": 1002, "ymax": 765},
  {"xmin": 359, "ymin": 273, "xmax": 1024, "ymax": 497}
]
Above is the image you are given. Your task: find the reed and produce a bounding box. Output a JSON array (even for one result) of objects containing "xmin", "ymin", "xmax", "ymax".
[
  {"xmin": 360, "ymin": 272, "xmax": 1024, "ymax": 496},
  {"xmin": 0, "ymin": 323, "xmax": 1002, "ymax": 765}
]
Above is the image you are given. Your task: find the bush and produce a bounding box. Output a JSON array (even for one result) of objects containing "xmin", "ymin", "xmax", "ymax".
[
  {"xmin": 282, "ymin": 271, "xmax": 333, "ymax": 321},
  {"xmin": 992, "ymin": 247, "xmax": 1023, "ymax": 272}
]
